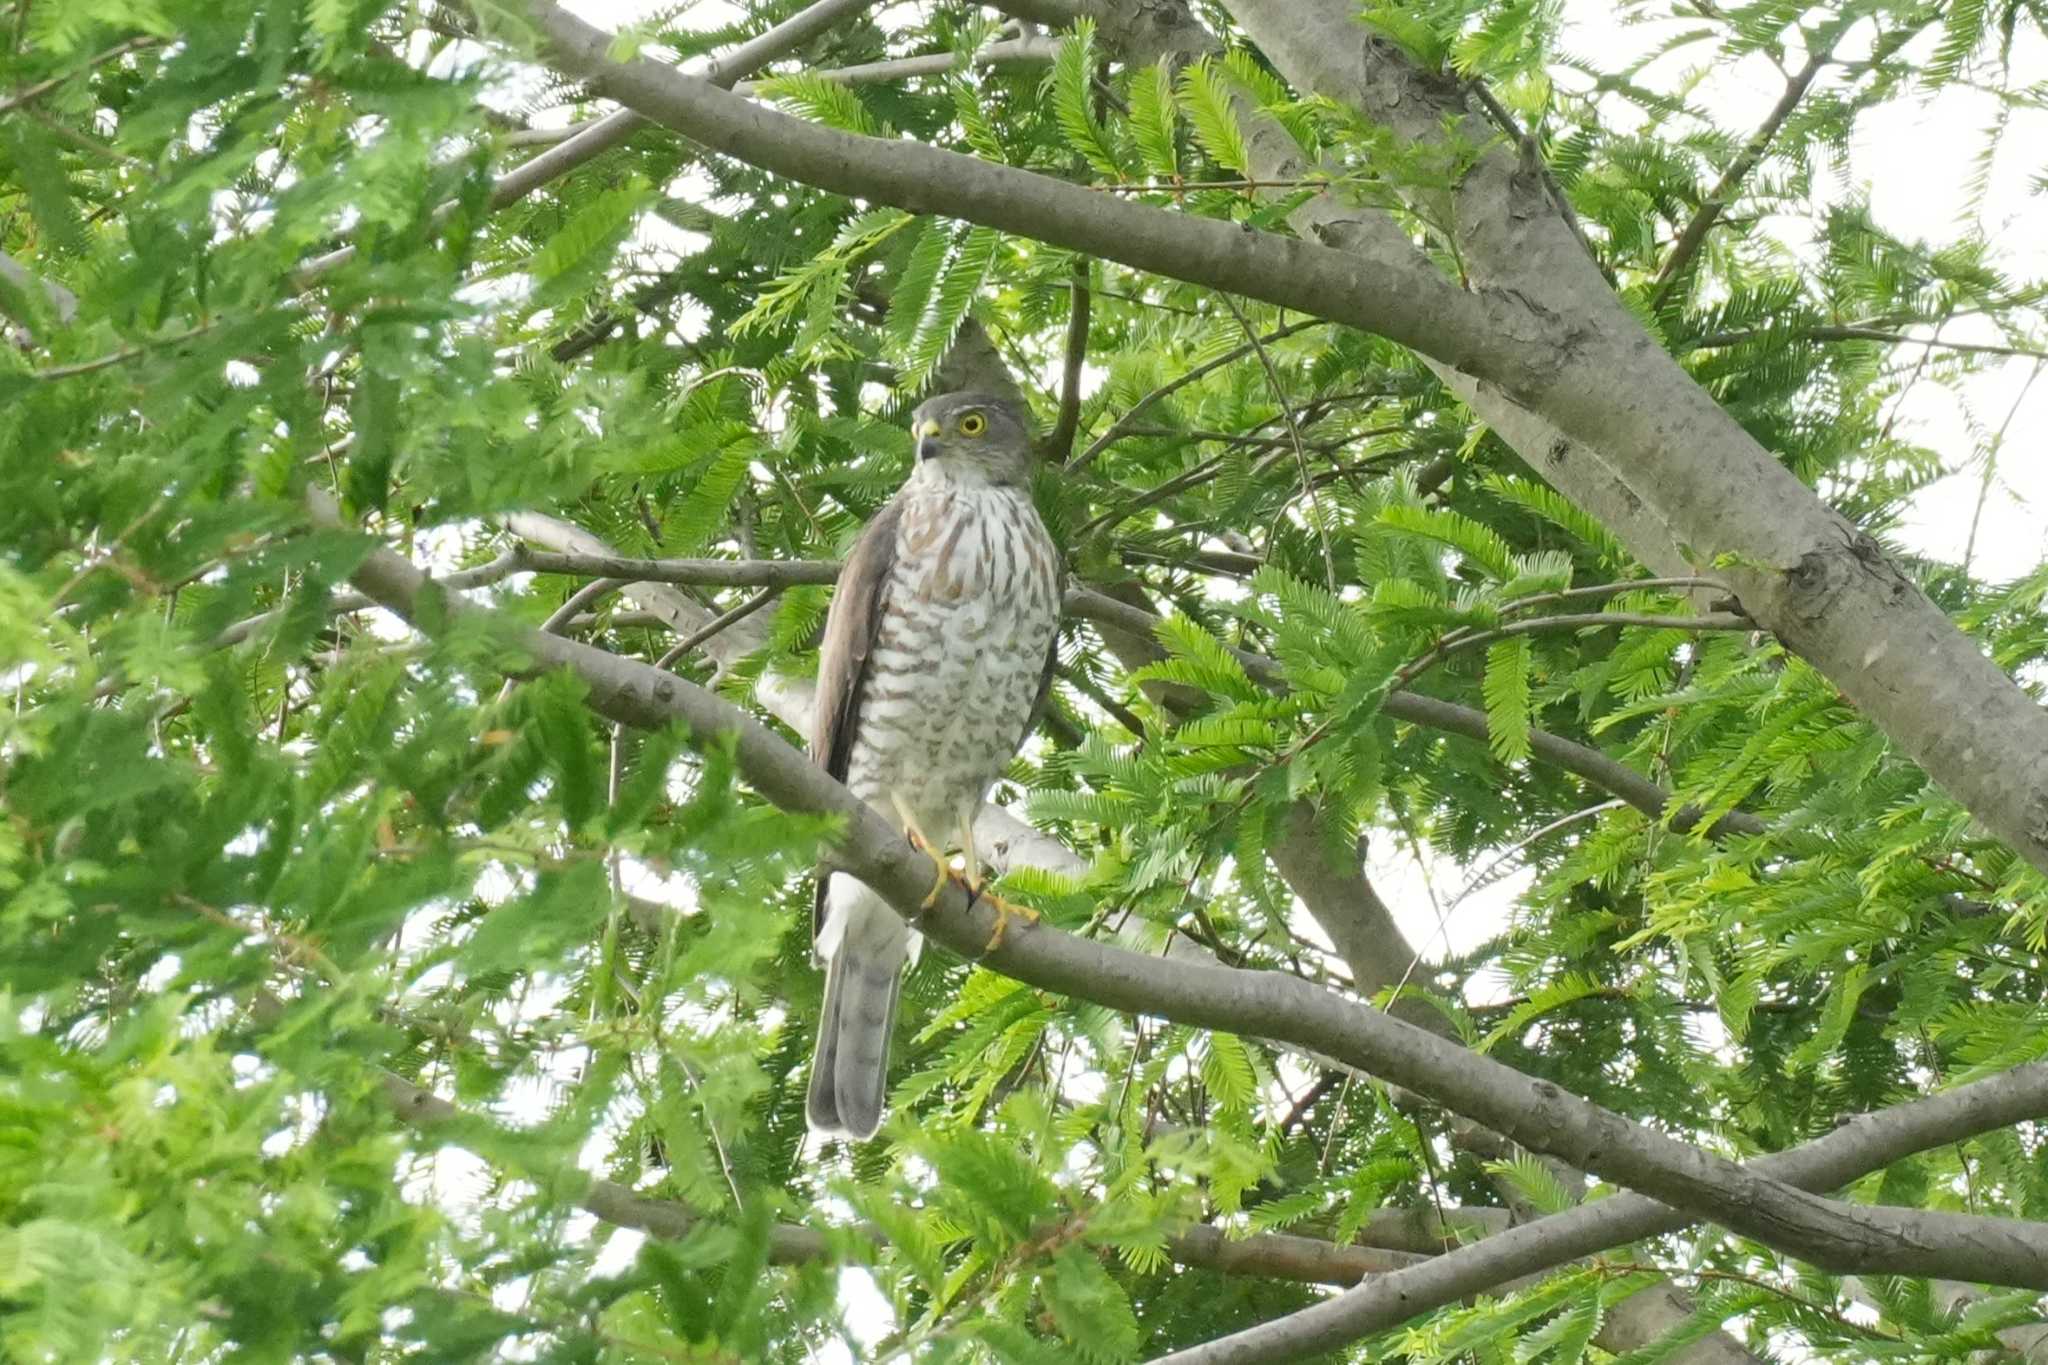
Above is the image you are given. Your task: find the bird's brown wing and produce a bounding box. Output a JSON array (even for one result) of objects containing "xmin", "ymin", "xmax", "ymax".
[{"xmin": 811, "ymin": 496, "xmax": 905, "ymax": 947}]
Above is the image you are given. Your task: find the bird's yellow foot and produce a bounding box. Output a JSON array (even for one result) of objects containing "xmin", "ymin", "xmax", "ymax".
[
  {"xmin": 907, "ymin": 828, "xmax": 961, "ymax": 912},
  {"xmin": 976, "ymin": 889, "xmax": 1041, "ymax": 953}
]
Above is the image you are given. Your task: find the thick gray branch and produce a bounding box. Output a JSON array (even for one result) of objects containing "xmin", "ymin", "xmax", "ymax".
[
  {"xmin": 0, "ymin": 249, "xmax": 80, "ymax": 337},
  {"xmin": 1206, "ymin": 0, "xmax": 2048, "ymax": 877},
  {"xmin": 516, "ymin": 0, "xmax": 1544, "ymax": 392},
  {"xmin": 301, "ymin": 542, "xmax": 1749, "ymax": 838},
  {"xmin": 315, "ymin": 499, "xmax": 2048, "ymax": 1300},
  {"xmin": 1156, "ymin": 1057, "xmax": 2048, "ymax": 1363},
  {"xmin": 526, "ymin": 0, "xmax": 2048, "ymax": 882}
]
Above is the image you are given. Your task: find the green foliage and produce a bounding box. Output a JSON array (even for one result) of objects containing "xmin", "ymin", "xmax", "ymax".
[
  {"xmin": 2, "ymin": 0, "xmax": 2046, "ymax": 1359},
  {"xmin": 1048, "ymin": 20, "xmax": 1125, "ymax": 180},
  {"xmin": 1177, "ymin": 58, "xmax": 1253, "ymax": 177}
]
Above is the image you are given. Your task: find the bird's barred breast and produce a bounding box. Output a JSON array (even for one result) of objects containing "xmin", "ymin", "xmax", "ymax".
[{"xmin": 844, "ymin": 486, "xmax": 1059, "ymax": 832}]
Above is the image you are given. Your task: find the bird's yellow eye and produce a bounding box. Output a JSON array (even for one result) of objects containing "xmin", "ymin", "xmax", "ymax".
[{"xmin": 957, "ymin": 412, "xmax": 987, "ymax": 437}]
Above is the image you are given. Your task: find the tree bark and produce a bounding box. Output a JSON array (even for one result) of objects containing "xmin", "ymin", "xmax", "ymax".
[
  {"xmin": 1201, "ymin": 0, "xmax": 2048, "ymax": 872},
  {"xmin": 319, "ymin": 494, "xmax": 2048, "ymax": 1301},
  {"xmin": 509, "ymin": 0, "xmax": 2048, "ymax": 876}
]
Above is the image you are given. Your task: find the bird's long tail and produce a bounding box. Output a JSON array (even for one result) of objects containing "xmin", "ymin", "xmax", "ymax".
[{"xmin": 807, "ymin": 880, "xmax": 908, "ymax": 1140}]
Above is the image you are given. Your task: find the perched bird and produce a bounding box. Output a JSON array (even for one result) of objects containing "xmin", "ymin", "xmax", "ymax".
[{"xmin": 806, "ymin": 392, "xmax": 1062, "ymax": 1141}]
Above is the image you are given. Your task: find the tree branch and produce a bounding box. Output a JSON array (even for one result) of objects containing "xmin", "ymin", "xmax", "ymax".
[
  {"xmin": 1199, "ymin": 0, "xmax": 2048, "ymax": 880},
  {"xmin": 516, "ymin": 550, "xmax": 840, "ymax": 588},
  {"xmin": 1062, "ymin": 587, "xmax": 1767, "ymax": 839},
  {"xmin": 1691, "ymin": 324, "xmax": 2048, "ymax": 363},
  {"xmin": 313, "ymin": 496, "xmax": 2048, "ymax": 1300},
  {"xmin": 1392, "ymin": 610, "xmax": 1751, "ymax": 689},
  {"xmin": 293, "ymin": 0, "xmax": 879, "ymax": 289},
  {"xmin": 268, "ymin": 540, "xmax": 1753, "ymax": 838},
  {"xmin": 0, "ymin": 33, "xmax": 161, "ymax": 117},
  {"xmin": 1067, "ymin": 319, "xmax": 1326, "ymax": 471},
  {"xmin": 504, "ymin": 33, "xmax": 1060, "ymax": 149},
  {"xmin": 522, "ymin": 0, "xmax": 2048, "ymax": 889},
  {"xmin": 1150, "ymin": 1057, "xmax": 2048, "ymax": 1363},
  {"xmin": 1042, "ymin": 256, "xmax": 1091, "ymax": 459},
  {"xmin": 514, "ymin": 0, "xmax": 1534, "ymax": 390},
  {"xmin": 377, "ymin": 1070, "xmax": 1428, "ymax": 1286},
  {"xmin": 501, "ymin": 511, "xmax": 1099, "ymax": 895},
  {"xmin": 0, "ymin": 248, "xmax": 79, "ymax": 338},
  {"xmin": 1649, "ymin": 42, "xmax": 1835, "ymax": 309}
]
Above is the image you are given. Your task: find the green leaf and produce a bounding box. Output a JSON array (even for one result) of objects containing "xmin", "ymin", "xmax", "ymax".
[
  {"xmin": 344, "ymin": 368, "xmax": 400, "ymax": 516},
  {"xmin": 887, "ymin": 218, "xmax": 954, "ymax": 349},
  {"xmin": 1378, "ymin": 504, "xmax": 1519, "ymax": 581},
  {"xmin": 1047, "ymin": 20, "xmax": 1125, "ymax": 179},
  {"xmin": 529, "ymin": 179, "xmax": 651, "ymax": 283},
  {"xmin": 755, "ymin": 71, "xmax": 881, "ymax": 134},
  {"xmin": 1041, "ymin": 1246, "xmax": 1140, "ymax": 1363},
  {"xmin": 901, "ymin": 225, "xmax": 1000, "ymax": 389},
  {"xmin": 1177, "ymin": 59, "xmax": 1251, "ymax": 177},
  {"xmin": 1483, "ymin": 1152, "xmax": 1577, "ymax": 1215},
  {"xmin": 1200, "ymin": 1032, "xmax": 1257, "ymax": 1115},
  {"xmin": 1358, "ymin": 4, "xmax": 1451, "ymax": 68},
  {"xmin": 461, "ymin": 860, "xmax": 610, "ymax": 974},
  {"xmin": 1483, "ymin": 634, "xmax": 1533, "ymax": 763},
  {"xmin": 1135, "ymin": 612, "xmax": 1260, "ymax": 702},
  {"xmin": 1127, "ymin": 63, "xmax": 1181, "ymax": 181},
  {"xmin": 528, "ymin": 670, "xmax": 603, "ymax": 829},
  {"xmin": 2, "ymin": 125, "xmax": 87, "ymax": 256}
]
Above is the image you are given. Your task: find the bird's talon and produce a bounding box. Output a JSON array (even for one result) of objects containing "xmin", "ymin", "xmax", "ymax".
[
  {"xmin": 907, "ymin": 827, "xmax": 974, "ymax": 914},
  {"xmin": 981, "ymin": 893, "xmax": 1041, "ymax": 953},
  {"xmin": 919, "ymin": 864, "xmax": 950, "ymax": 912}
]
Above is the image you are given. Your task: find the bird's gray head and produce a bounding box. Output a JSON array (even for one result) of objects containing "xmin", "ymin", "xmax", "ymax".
[{"xmin": 908, "ymin": 392, "xmax": 1034, "ymax": 489}]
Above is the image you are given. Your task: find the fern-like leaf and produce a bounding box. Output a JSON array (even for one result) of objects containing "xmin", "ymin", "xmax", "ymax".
[
  {"xmin": 1128, "ymin": 63, "xmax": 1181, "ymax": 181},
  {"xmin": 1177, "ymin": 59, "xmax": 1251, "ymax": 177},
  {"xmin": 1484, "ymin": 634, "xmax": 1533, "ymax": 763},
  {"xmin": 1048, "ymin": 20, "xmax": 1126, "ymax": 179}
]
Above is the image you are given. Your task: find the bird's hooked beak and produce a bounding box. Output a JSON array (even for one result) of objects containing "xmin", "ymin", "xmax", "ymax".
[{"xmin": 915, "ymin": 417, "xmax": 941, "ymax": 462}]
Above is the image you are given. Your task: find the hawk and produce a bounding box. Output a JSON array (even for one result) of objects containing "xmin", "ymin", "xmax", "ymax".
[{"xmin": 806, "ymin": 392, "xmax": 1062, "ymax": 1140}]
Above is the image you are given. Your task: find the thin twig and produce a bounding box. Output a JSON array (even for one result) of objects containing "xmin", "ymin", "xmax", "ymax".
[
  {"xmin": 1075, "ymin": 428, "xmax": 1406, "ymax": 540},
  {"xmin": 291, "ymin": 0, "xmax": 880, "ymax": 289},
  {"xmin": 1119, "ymin": 423, "xmax": 1398, "ymax": 451},
  {"xmin": 1964, "ymin": 359, "xmax": 2043, "ymax": 574},
  {"xmin": 1066, "ymin": 318, "xmax": 1327, "ymax": 471},
  {"xmin": 1218, "ymin": 297, "xmax": 1334, "ymax": 590},
  {"xmin": 1691, "ymin": 324, "xmax": 2048, "ymax": 362},
  {"xmin": 212, "ymin": 548, "xmax": 527, "ymax": 649},
  {"xmin": 30, "ymin": 321, "xmax": 215, "ymax": 381},
  {"xmin": 1089, "ymin": 175, "xmax": 1345, "ymax": 194},
  {"xmin": 505, "ymin": 33, "xmax": 1059, "ymax": 150},
  {"xmin": 1465, "ymin": 79, "xmax": 1601, "ymax": 271},
  {"xmin": 519, "ymin": 550, "xmax": 839, "ymax": 588},
  {"xmin": 1041, "ymin": 257, "xmax": 1091, "ymax": 459},
  {"xmin": 1392, "ymin": 611, "xmax": 1750, "ymax": 690},
  {"xmin": 1650, "ymin": 40, "xmax": 1834, "ymax": 307},
  {"xmin": 540, "ymin": 576, "xmax": 630, "ymax": 635},
  {"xmin": 0, "ymin": 33, "xmax": 160, "ymax": 117},
  {"xmin": 653, "ymin": 586, "xmax": 781, "ymax": 671}
]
